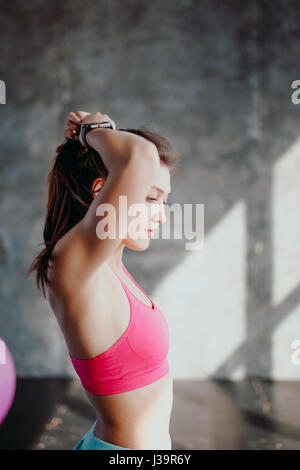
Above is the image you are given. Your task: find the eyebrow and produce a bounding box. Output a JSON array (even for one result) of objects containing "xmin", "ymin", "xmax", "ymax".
[{"xmin": 151, "ymin": 185, "xmax": 171, "ymax": 195}]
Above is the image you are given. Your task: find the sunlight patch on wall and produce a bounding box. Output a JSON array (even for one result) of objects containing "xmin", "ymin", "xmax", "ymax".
[
  {"xmin": 153, "ymin": 201, "xmax": 246, "ymax": 379},
  {"xmin": 271, "ymin": 137, "xmax": 300, "ymax": 378},
  {"xmin": 272, "ymin": 137, "xmax": 300, "ymax": 306}
]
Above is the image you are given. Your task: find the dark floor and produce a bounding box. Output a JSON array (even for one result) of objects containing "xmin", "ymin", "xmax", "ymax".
[{"xmin": 0, "ymin": 378, "xmax": 300, "ymax": 450}]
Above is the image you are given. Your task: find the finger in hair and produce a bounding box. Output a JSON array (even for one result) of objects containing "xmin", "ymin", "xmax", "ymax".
[
  {"xmin": 66, "ymin": 119, "xmax": 79, "ymax": 130},
  {"xmin": 64, "ymin": 129, "xmax": 75, "ymax": 139},
  {"xmin": 68, "ymin": 111, "xmax": 81, "ymax": 124}
]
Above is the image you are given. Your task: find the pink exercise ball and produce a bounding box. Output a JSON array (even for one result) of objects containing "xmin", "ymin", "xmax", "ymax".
[{"xmin": 0, "ymin": 337, "xmax": 16, "ymax": 425}]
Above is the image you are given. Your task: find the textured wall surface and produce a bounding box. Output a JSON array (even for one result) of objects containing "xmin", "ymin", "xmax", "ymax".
[{"xmin": 0, "ymin": 0, "xmax": 300, "ymax": 379}]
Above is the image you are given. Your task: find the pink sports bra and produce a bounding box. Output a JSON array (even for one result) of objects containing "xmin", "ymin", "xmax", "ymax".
[{"xmin": 68, "ymin": 264, "xmax": 170, "ymax": 395}]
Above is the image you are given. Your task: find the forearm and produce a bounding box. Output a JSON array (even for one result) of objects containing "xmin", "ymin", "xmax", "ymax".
[{"xmin": 86, "ymin": 128, "xmax": 158, "ymax": 172}]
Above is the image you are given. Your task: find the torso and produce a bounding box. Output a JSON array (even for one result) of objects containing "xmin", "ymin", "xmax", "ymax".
[{"xmin": 45, "ymin": 253, "xmax": 173, "ymax": 450}]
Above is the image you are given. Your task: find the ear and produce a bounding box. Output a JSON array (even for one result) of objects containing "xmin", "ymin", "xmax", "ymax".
[{"xmin": 92, "ymin": 177, "xmax": 106, "ymax": 198}]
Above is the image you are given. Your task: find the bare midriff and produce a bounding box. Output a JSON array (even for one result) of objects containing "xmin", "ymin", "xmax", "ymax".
[{"xmin": 85, "ymin": 369, "xmax": 173, "ymax": 450}]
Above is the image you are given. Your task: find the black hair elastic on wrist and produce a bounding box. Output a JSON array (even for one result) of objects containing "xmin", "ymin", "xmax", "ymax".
[{"xmin": 80, "ymin": 122, "xmax": 114, "ymax": 148}]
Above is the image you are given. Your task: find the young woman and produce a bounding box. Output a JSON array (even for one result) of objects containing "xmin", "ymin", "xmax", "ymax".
[{"xmin": 27, "ymin": 110, "xmax": 178, "ymax": 450}]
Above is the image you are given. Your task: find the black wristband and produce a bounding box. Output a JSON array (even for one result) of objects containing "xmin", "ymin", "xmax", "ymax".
[{"xmin": 80, "ymin": 122, "xmax": 114, "ymax": 147}]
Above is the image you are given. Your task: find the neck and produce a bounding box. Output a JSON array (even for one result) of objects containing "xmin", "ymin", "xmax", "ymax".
[{"xmin": 105, "ymin": 244, "xmax": 125, "ymax": 272}]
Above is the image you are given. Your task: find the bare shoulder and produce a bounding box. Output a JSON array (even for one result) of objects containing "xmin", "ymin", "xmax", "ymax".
[
  {"xmin": 46, "ymin": 226, "xmax": 109, "ymax": 325},
  {"xmin": 46, "ymin": 247, "xmax": 114, "ymax": 353},
  {"xmin": 47, "ymin": 221, "xmax": 98, "ymax": 294},
  {"xmin": 46, "ymin": 252, "xmax": 128, "ymax": 359}
]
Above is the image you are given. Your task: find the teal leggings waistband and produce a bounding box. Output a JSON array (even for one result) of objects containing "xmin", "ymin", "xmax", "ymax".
[{"xmin": 73, "ymin": 421, "xmax": 172, "ymax": 450}]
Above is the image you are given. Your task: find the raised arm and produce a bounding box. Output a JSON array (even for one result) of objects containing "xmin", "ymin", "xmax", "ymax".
[{"xmin": 51, "ymin": 113, "xmax": 160, "ymax": 288}]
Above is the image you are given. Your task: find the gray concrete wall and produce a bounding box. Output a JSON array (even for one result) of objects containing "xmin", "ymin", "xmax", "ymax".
[{"xmin": 0, "ymin": 0, "xmax": 300, "ymax": 379}]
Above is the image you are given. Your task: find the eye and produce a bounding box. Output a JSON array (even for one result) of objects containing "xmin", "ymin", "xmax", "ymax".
[{"xmin": 147, "ymin": 198, "xmax": 168, "ymax": 205}]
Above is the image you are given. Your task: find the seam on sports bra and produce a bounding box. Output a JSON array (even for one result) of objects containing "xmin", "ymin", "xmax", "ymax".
[{"xmin": 121, "ymin": 264, "xmax": 155, "ymax": 310}]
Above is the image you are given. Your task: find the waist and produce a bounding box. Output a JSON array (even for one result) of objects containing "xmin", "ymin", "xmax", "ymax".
[
  {"xmin": 93, "ymin": 418, "xmax": 172, "ymax": 450},
  {"xmin": 86, "ymin": 369, "xmax": 173, "ymax": 444}
]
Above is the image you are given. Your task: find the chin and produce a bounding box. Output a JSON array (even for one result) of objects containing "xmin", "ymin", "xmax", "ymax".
[{"xmin": 125, "ymin": 236, "xmax": 151, "ymax": 251}]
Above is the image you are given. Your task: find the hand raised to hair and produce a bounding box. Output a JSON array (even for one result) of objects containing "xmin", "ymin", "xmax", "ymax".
[
  {"xmin": 64, "ymin": 110, "xmax": 91, "ymax": 142},
  {"xmin": 78, "ymin": 112, "xmax": 116, "ymax": 147}
]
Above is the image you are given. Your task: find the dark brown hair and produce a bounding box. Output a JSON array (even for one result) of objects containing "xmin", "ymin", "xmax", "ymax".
[{"xmin": 26, "ymin": 126, "xmax": 179, "ymax": 299}]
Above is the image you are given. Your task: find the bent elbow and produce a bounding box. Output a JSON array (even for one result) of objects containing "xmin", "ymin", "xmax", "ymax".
[{"xmin": 129, "ymin": 141, "xmax": 161, "ymax": 171}]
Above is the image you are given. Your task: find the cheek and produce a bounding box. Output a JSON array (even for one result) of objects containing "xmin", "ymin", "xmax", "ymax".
[
  {"xmin": 139, "ymin": 205, "xmax": 154, "ymax": 226},
  {"xmin": 147, "ymin": 203, "xmax": 160, "ymax": 219},
  {"xmin": 137, "ymin": 207, "xmax": 151, "ymax": 228},
  {"xmin": 146, "ymin": 205, "xmax": 154, "ymax": 218},
  {"xmin": 126, "ymin": 206, "xmax": 152, "ymax": 239}
]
